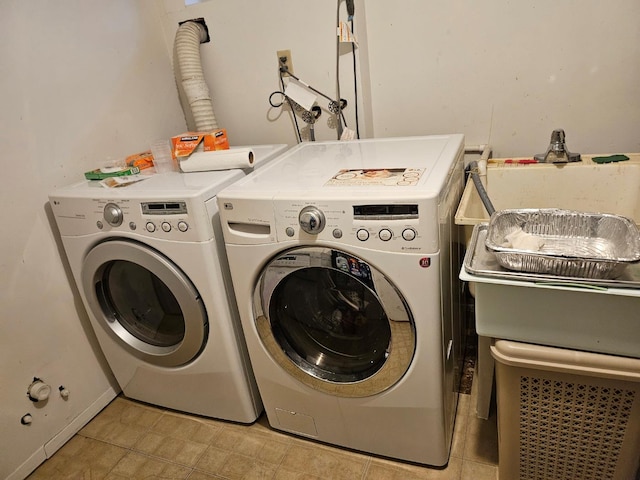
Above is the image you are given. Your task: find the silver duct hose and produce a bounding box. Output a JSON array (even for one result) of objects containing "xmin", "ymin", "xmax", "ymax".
[{"xmin": 174, "ymin": 21, "xmax": 218, "ymax": 131}]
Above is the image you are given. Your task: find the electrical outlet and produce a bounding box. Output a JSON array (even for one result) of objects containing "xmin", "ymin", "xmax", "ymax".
[{"xmin": 277, "ymin": 50, "xmax": 294, "ymax": 76}]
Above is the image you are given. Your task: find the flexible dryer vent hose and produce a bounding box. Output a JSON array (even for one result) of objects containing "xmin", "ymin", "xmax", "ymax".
[{"xmin": 174, "ymin": 21, "xmax": 218, "ymax": 131}]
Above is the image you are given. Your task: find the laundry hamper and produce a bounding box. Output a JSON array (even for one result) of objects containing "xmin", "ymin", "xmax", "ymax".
[{"xmin": 491, "ymin": 339, "xmax": 640, "ymax": 480}]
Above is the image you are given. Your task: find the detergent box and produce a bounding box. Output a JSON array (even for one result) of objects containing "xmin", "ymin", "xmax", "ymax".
[{"xmin": 171, "ymin": 129, "xmax": 229, "ymax": 161}]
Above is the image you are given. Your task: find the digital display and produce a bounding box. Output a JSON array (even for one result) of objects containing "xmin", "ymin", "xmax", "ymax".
[
  {"xmin": 141, "ymin": 202, "xmax": 187, "ymax": 215},
  {"xmin": 353, "ymin": 204, "xmax": 418, "ymax": 218}
]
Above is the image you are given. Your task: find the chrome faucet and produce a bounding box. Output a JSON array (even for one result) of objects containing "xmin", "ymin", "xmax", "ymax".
[{"xmin": 534, "ymin": 129, "xmax": 581, "ymax": 164}]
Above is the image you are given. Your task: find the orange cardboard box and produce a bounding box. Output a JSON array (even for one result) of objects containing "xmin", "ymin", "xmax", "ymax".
[{"xmin": 171, "ymin": 129, "xmax": 229, "ymax": 160}]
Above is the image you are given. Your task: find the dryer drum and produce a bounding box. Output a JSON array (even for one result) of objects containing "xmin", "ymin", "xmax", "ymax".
[
  {"xmin": 98, "ymin": 260, "xmax": 185, "ymax": 347},
  {"xmin": 254, "ymin": 246, "xmax": 416, "ymax": 398}
]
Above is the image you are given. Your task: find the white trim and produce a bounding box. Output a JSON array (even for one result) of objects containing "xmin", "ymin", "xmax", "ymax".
[
  {"xmin": 6, "ymin": 386, "xmax": 118, "ymax": 480},
  {"xmin": 44, "ymin": 386, "xmax": 118, "ymax": 458}
]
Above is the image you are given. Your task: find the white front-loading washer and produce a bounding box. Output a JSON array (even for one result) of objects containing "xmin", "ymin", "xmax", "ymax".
[
  {"xmin": 49, "ymin": 144, "xmax": 287, "ymax": 422},
  {"xmin": 217, "ymin": 136, "xmax": 466, "ymax": 464}
]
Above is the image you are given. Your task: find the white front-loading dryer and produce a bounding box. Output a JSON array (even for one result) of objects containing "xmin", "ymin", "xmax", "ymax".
[
  {"xmin": 217, "ymin": 136, "xmax": 466, "ymax": 464},
  {"xmin": 49, "ymin": 144, "xmax": 287, "ymax": 422}
]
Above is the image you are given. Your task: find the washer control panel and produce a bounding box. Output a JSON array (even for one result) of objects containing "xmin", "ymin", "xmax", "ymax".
[{"xmin": 273, "ymin": 200, "xmax": 438, "ymax": 253}]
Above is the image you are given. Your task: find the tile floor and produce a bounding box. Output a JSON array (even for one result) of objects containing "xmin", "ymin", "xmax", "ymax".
[{"xmin": 28, "ymin": 375, "xmax": 498, "ymax": 480}]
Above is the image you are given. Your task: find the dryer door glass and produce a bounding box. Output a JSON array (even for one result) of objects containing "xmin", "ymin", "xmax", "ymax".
[
  {"xmin": 254, "ymin": 247, "xmax": 415, "ymax": 397},
  {"xmin": 82, "ymin": 240, "xmax": 207, "ymax": 367},
  {"xmin": 101, "ymin": 260, "xmax": 183, "ymax": 347}
]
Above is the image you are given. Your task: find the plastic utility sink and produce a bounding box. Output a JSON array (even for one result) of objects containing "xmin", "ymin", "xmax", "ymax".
[
  {"xmin": 455, "ymin": 153, "xmax": 640, "ymax": 241},
  {"xmin": 456, "ymin": 152, "xmax": 640, "ymax": 356},
  {"xmin": 461, "ymin": 223, "xmax": 640, "ymax": 357},
  {"xmin": 455, "ymin": 153, "xmax": 640, "ymax": 418}
]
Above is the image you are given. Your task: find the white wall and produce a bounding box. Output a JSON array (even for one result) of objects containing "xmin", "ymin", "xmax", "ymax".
[
  {"xmin": 2, "ymin": 1, "xmax": 639, "ymax": 478},
  {"xmin": 0, "ymin": 2, "xmax": 187, "ymax": 479},
  {"xmin": 160, "ymin": 0, "xmax": 640, "ymax": 156},
  {"xmin": 364, "ymin": 0, "xmax": 640, "ymax": 157},
  {"xmin": 160, "ymin": 0, "xmax": 364, "ymax": 145}
]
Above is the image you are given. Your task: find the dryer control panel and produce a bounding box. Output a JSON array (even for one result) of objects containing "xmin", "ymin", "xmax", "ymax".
[{"xmin": 50, "ymin": 196, "xmax": 213, "ymax": 242}]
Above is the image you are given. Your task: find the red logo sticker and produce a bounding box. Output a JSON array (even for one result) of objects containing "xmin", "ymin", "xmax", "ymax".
[{"xmin": 419, "ymin": 257, "xmax": 431, "ymax": 268}]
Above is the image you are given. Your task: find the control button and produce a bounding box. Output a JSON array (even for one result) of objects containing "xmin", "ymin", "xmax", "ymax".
[
  {"xmin": 402, "ymin": 228, "xmax": 417, "ymax": 241},
  {"xmin": 103, "ymin": 203, "xmax": 123, "ymax": 227},
  {"xmin": 379, "ymin": 229, "xmax": 392, "ymax": 241},
  {"xmin": 177, "ymin": 221, "xmax": 188, "ymax": 232},
  {"xmin": 356, "ymin": 229, "xmax": 369, "ymax": 241},
  {"xmin": 332, "ymin": 229, "xmax": 343, "ymax": 239},
  {"xmin": 285, "ymin": 227, "xmax": 295, "ymax": 237},
  {"xmin": 129, "ymin": 222, "xmax": 137, "ymax": 231},
  {"xmin": 299, "ymin": 206, "xmax": 326, "ymax": 235},
  {"xmin": 146, "ymin": 222, "xmax": 156, "ymax": 232},
  {"xmin": 96, "ymin": 221, "xmax": 104, "ymax": 230},
  {"xmin": 161, "ymin": 222, "xmax": 171, "ymax": 232}
]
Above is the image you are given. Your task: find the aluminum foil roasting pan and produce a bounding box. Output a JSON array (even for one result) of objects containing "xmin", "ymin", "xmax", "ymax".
[{"xmin": 484, "ymin": 209, "xmax": 640, "ymax": 279}]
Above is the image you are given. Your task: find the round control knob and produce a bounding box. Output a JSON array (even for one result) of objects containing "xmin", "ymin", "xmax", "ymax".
[
  {"xmin": 103, "ymin": 203, "xmax": 123, "ymax": 227},
  {"xmin": 177, "ymin": 221, "xmax": 188, "ymax": 232},
  {"xmin": 356, "ymin": 229, "xmax": 370, "ymax": 241},
  {"xmin": 402, "ymin": 228, "xmax": 417, "ymax": 241},
  {"xmin": 146, "ymin": 222, "xmax": 156, "ymax": 232},
  {"xmin": 161, "ymin": 222, "xmax": 171, "ymax": 232},
  {"xmin": 27, "ymin": 379, "xmax": 51, "ymax": 402},
  {"xmin": 379, "ymin": 229, "xmax": 392, "ymax": 241},
  {"xmin": 21, "ymin": 414, "xmax": 33, "ymax": 425},
  {"xmin": 299, "ymin": 206, "xmax": 326, "ymax": 235}
]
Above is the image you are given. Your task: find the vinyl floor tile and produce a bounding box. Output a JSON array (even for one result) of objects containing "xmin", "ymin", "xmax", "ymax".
[
  {"xmin": 460, "ymin": 459, "xmax": 499, "ymax": 480},
  {"xmin": 105, "ymin": 451, "xmax": 192, "ymax": 479},
  {"xmin": 462, "ymin": 411, "xmax": 499, "ymax": 466},
  {"xmin": 79, "ymin": 396, "xmax": 163, "ymax": 449},
  {"xmin": 147, "ymin": 411, "xmax": 224, "ymax": 444},
  {"xmin": 364, "ymin": 456, "xmax": 463, "ymax": 480},
  {"xmin": 27, "ymin": 436, "xmax": 128, "ymax": 480},
  {"xmin": 134, "ymin": 430, "xmax": 208, "ymax": 466},
  {"xmin": 279, "ymin": 443, "xmax": 369, "ymax": 479},
  {"xmin": 28, "ymin": 373, "xmax": 499, "ymax": 480}
]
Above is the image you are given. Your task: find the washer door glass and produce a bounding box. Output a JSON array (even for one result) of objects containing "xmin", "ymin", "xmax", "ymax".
[
  {"xmin": 82, "ymin": 240, "xmax": 207, "ymax": 367},
  {"xmin": 254, "ymin": 247, "xmax": 415, "ymax": 397}
]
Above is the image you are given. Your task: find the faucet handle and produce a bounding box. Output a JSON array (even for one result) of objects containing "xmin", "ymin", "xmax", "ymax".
[
  {"xmin": 550, "ymin": 129, "xmax": 565, "ymax": 147},
  {"xmin": 534, "ymin": 128, "xmax": 581, "ymax": 163}
]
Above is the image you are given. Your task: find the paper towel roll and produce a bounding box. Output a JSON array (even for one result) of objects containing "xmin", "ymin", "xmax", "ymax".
[{"xmin": 179, "ymin": 148, "xmax": 255, "ymax": 173}]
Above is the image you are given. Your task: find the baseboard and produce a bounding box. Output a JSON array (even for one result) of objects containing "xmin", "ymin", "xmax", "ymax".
[
  {"xmin": 6, "ymin": 386, "xmax": 118, "ymax": 480},
  {"xmin": 4, "ymin": 449, "xmax": 46, "ymax": 480},
  {"xmin": 44, "ymin": 386, "xmax": 118, "ymax": 457}
]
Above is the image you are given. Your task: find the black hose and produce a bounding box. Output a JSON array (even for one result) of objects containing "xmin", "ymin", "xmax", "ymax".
[{"xmin": 468, "ymin": 161, "xmax": 496, "ymax": 216}]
